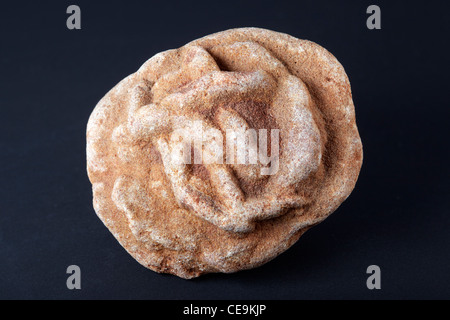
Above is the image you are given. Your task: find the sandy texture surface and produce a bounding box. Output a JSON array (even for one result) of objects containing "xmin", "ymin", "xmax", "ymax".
[{"xmin": 86, "ymin": 28, "xmax": 363, "ymax": 278}]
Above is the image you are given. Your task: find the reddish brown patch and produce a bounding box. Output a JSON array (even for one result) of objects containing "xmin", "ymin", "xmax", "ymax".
[{"xmin": 191, "ymin": 163, "xmax": 210, "ymax": 181}]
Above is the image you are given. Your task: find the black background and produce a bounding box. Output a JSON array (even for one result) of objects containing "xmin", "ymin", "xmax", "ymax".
[{"xmin": 1, "ymin": 0, "xmax": 449, "ymax": 299}]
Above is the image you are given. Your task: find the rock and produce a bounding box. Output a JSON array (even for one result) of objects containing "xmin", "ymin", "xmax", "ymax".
[{"xmin": 86, "ymin": 27, "xmax": 363, "ymax": 279}]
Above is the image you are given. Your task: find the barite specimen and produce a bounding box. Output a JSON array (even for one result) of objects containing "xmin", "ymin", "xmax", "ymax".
[{"xmin": 86, "ymin": 28, "xmax": 363, "ymax": 279}]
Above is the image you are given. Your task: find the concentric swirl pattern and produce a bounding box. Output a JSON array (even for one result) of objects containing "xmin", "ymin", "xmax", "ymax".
[{"xmin": 87, "ymin": 28, "xmax": 362, "ymax": 278}]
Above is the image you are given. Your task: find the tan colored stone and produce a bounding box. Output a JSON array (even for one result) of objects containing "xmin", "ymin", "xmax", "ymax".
[{"xmin": 86, "ymin": 28, "xmax": 363, "ymax": 279}]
